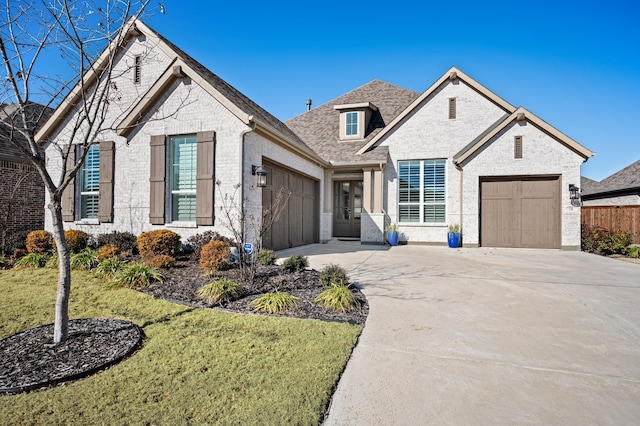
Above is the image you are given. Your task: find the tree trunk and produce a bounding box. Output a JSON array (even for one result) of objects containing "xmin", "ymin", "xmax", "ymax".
[{"xmin": 48, "ymin": 196, "xmax": 71, "ymax": 344}]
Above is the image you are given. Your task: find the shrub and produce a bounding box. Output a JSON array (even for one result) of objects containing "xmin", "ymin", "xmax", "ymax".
[
  {"xmin": 11, "ymin": 248, "xmax": 27, "ymax": 260},
  {"xmin": 582, "ymin": 226, "xmax": 633, "ymax": 255},
  {"xmin": 250, "ymin": 291, "xmax": 300, "ymax": 313},
  {"xmin": 4, "ymin": 230, "xmax": 29, "ymax": 255},
  {"xmin": 196, "ymin": 279, "xmax": 244, "ymax": 303},
  {"xmin": 628, "ymin": 246, "xmax": 640, "ymax": 259},
  {"xmin": 137, "ymin": 230, "xmax": 181, "ymax": 258},
  {"xmin": 199, "ymin": 240, "xmax": 231, "ymax": 271},
  {"xmin": 96, "ymin": 232, "xmax": 138, "ymax": 254},
  {"xmin": 256, "ymin": 249, "xmax": 278, "ymax": 266},
  {"xmin": 319, "ymin": 264, "xmax": 349, "ymax": 287},
  {"xmin": 282, "ymin": 255, "xmax": 308, "ymax": 273},
  {"xmin": 144, "ymin": 254, "xmax": 176, "ymax": 269},
  {"xmin": 64, "ymin": 230, "xmax": 88, "ymax": 253},
  {"xmin": 186, "ymin": 231, "xmax": 235, "ymax": 259},
  {"xmin": 0, "ymin": 256, "xmax": 9, "ymax": 269},
  {"xmin": 94, "ymin": 258, "xmax": 127, "ymax": 280},
  {"xmin": 13, "ymin": 253, "xmax": 48, "ymax": 269},
  {"xmin": 70, "ymin": 248, "xmax": 99, "ymax": 271},
  {"xmin": 314, "ymin": 284, "xmax": 359, "ymax": 312},
  {"xmin": 107, "ymin": 263, "xmax": 164, "ymax": 290},
  {"xmin": 98, "ymin": 244, "xmax": 120, "ymax": 260},
  {"xmin": 26, "ymin": 230, "xmax": 53, "ymax": 254}
]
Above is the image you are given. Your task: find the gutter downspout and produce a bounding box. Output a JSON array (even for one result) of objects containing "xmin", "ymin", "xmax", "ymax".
[
  {"xmin": 454, "ymin": 161, "xmax": 463, "ymax": 246},
  {"xmin": 239, "ymin": 115, "xmax": 256, "ymax": 243}
]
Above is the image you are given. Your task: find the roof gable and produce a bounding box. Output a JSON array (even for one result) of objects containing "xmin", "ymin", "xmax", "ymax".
[
  {"xmin": 357, "ymin": 67, "xmax": 517, "ymax": 155},
  {"xmin": 453, "ymin": 107, "xmax": 594, "ymax": 166},
  {"xmin": 35, "ymin": 20, "xmax": 324, "ymax": 165},
  {"xmin": 286, "ymin": 79, "xmax": 419, "ymax": 165}
]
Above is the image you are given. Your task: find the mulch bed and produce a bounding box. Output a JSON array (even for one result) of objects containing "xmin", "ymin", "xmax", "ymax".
[
  {"xmin": 1, "ymin": 257, "xmax": 367, "ymax": 394},
  {"xmin": 0, "ymin": 318, "xmax": 143, "ymax": 394},
  {"xmin": 144, "ymin": 259, "xmax": 368, "ymax": 324}
]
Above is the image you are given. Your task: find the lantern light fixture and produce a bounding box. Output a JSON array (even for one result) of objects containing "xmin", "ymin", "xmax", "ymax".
[{"xmin": 252, "ymin": 165, "xmax": 267, "ymax": 188}]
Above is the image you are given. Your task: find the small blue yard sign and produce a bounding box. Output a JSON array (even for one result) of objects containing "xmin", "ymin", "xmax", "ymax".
[{"xmin": 243, "ymin": 243, "xmax": 253, "ymax": 255}]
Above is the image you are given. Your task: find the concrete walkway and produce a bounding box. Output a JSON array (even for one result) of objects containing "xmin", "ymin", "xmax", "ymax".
[{"xmin": 278, "ymin": 242, "xmax": 640, "ymax": 425}]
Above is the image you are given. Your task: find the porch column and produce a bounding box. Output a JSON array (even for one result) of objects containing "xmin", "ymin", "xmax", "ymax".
[
  {"xmin": 362, "ymin": 168, "xmax": 373, "ymax": 212},
  {"xmin": 373, "ymin": 169, "xmax": 383, "ymax": 213}
]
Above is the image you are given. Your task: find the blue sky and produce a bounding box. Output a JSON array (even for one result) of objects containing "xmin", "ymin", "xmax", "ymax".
[{"xmin": 128, "ymin": 1, "xmax": 639, "ymax": 180}]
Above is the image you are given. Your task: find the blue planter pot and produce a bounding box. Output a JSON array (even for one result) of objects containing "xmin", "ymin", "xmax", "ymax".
[
  {"xmin": 447, "ymin": 232, "xmax": 460, "ymax": 248},
  {"xmin": 387, "ymin": 231, "xmax": 399, "ymax": 246}
]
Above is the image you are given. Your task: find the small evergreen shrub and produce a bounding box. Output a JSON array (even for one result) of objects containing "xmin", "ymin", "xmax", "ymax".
[
  {"xmin": 144, "ymin": 254, "xmax": 176, "ymax": 269},
  {"xmin": 256, "ymin": 249, "xmax": 278, "ymax": 266},
  {"xmin": 199, "ymin": 240, "xmax": 231, "ymax": 271},
  {"xmin": 64, "ymin": 230, "xmax": 88, "ymax": 253},
  {"xmin": 13, "ymin": 253, "xmax": 48, "ymax": 269},
  {"xmin": 628, "ymin": 246, "xmax": 640, "ymax": 259},
  {"xmin": 196, "ymin": 279, "xmax": 244, "ymax": 303},
  {"xmin": 94, "ymin": 258, "xmax": 127, "ymax": 280},
  {"xmin": 96, "ymin": 231, "xmax": 138, "ymax": 254},
  {"xmin": 70, "ymin": 248, "xmax": 99, "ymax": 271},
  {"xmin": 137, "ymin": 230, "xmax": 181, "ymax": 258},
  {"xmin": 319, "ymin": 264, "xmax": 349, "ymax": 287},
  {"xmin": 314, "ymin": 284, "xmax": 359, "ymax": 312},
  {"xmin": 107, "ymin": 263, "xmax": 164, "ymax": 290},
  {"xmin": 186, "ymin": 231, "xmax": 235, "ymax": 259},
  {"xmin": 250, "ymin": 291, "xmax": 300, "ymax": 313},
  {"xmin": 98, "ymin": 244, "xmax": 120, "ymax": 260},
  {"xmin": 0, "ymin": 256, "xmax": 9, "ymax": 269},
  {"xmin": 26, "ymin": 230, "xmax": 53, "ymax": 254},
  {"xmin": 282, "ymin": 255, "xmax": 308, "ymax": 273}
]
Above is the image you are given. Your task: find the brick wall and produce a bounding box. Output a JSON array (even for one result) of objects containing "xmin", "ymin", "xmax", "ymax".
[{"xmin": 0, "ymin": 159, "xmax": 45, "ymax": 239}]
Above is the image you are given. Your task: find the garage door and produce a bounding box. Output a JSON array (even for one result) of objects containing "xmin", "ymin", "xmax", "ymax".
[
  {"xmin": 480, "ymin": 176, "xmax": 560, "ymax": 248},
  {"xmin": 262, "ymin": 160, "xmax": 319, "ymax": 251}
]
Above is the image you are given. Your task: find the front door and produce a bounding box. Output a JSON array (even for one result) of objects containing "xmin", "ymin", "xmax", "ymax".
[{"xmin": 333, "ymin": 181, "xmax": 362, "ymax": 238}]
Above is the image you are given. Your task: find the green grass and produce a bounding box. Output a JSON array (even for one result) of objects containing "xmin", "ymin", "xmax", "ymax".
[
  {"xmin": 314, "ymin": 284, "xmax": 360, "ymax": 312},
  {"xmin": 250, "ymin": 291, "xmax": 301, "ymax": 313},
  {"xmin": 0, "ymin": 269, "xmax": 362, "ymax": 425}
]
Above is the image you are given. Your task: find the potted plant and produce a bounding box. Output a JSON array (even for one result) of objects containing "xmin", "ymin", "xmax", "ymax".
[
  {"xmin": 386, "ymin": 223, "xmax": 399, "ymax": 246},
  {"xmin": 447, "ymin": 224, "xmax": 460, "ymax": 248}
]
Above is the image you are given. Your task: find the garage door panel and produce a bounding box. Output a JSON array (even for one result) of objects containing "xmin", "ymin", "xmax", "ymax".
[
  {"xmin": 262, "ymin": 160, "xmax": 318, "ymax": 251},
  {"xmin": 481, "ymin": 177, "xmax": 560, "ymax": 249}
]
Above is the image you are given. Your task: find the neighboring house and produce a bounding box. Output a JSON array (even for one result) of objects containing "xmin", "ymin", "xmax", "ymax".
[
  {"xmin": 38, "ymin": 20, "xmax": 594, "ymax": 250},
  {"xmin": 581, "ymin": 160, "xmax": 640, "ymax": 206},
  {"xmin": 0, "ymin": 103, "xmax": 49, "ymax": 247}
]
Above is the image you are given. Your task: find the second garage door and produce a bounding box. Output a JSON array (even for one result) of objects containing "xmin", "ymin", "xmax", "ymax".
[
  {"xmin": 480, "ymin": 176, "xmax": 560, "ymax": 249},
  {"xmin": 261, "ymin": 160, "xmax": 319, "ymax": 251}
]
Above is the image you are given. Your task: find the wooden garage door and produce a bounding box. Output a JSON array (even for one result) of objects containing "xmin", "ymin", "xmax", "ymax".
[
  {"xmin": 480, "ymin": 176, "xmax": 560, "ymax": 248},
  {"xmin": 262, "ymin": 161, "xmax": 319, "ymax": 251}
]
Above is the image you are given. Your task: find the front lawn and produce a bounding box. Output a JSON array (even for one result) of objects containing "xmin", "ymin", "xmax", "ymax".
[{"xmin": 0, "ymin": 269, "xmax": 361, "ymax": 425}]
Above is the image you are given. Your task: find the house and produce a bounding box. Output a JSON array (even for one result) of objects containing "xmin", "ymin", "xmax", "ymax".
[
  {"xmin": 581, "ymin": 160, "xmax": 640, "ymax": 206},
  {"xmin": 0, "ymin": 103, "xmax": 49, "ymax": 250},
  {"xmin": 38, "ymin": 20, "xmax": 594, "ymax": 251}
]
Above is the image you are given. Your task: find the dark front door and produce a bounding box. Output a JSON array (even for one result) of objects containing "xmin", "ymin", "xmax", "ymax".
[{"xmin": 333, "ymin": 181, "xmax": 362, "ymax": 238}]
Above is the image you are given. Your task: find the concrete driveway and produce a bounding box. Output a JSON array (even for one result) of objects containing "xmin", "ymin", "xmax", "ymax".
[{"xmin": 278, "ymin": 243, "xmax": 640, "ymax": 425}]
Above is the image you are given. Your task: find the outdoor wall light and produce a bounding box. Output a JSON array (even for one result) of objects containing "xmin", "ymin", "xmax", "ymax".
[
  {"xmin": 252, "ymin": 165, "xmax": 267, "ymax": 188},
  {"xmin": 569, "ymin": 184, "xmax": 581, "ymax": 206}
]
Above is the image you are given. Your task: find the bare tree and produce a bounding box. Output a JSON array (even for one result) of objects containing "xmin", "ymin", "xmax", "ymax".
[
  {"xmin": 216, "ymin": 181, "xmax": 291, "ymax": 283},
  {"xmin": 0, "ymin": 0, "xmax": 151, "ymax": 343}
]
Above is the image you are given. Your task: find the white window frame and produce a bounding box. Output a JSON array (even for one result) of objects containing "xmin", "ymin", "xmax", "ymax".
[
  {"xmin": 345, "ymin": 111, "xmax": 359, "ymax": 136},
  {"xmin": 397, "ymin": 159, "xmax": 446, "ymax": 224},
  {"xmin": 167, "ymin": 134, "xmax": 197, "ymax": 223},
  {"xmin": 78, "ymin": 144, "xmax": 100, "ymax": 220}
]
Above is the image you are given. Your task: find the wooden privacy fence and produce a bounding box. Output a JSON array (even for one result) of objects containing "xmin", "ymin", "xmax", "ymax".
[{"xmin": 582, "ymin": 206, "xmax": 640, "ymax": 244}]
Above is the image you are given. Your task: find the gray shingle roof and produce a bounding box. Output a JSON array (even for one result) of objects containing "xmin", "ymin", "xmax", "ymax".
[
  {"xmin": 582, "ymin": 160, "xmax": 640, "ymax": 196},
  {"xmin": 145, "ymin": 24, "xmax": 321, "ymax": 162},
  {"xmin": 285, "ymin": 80, "xmax": 420, "ymax": 164}
]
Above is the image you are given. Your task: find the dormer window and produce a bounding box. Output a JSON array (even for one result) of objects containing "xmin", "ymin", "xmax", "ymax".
[
  {"xmin": 334, "ymin": 102, "xmax": 378, "ymax": 141},
  {"xmin": 345, "ymin": 112, "xmax": 358, "ymax": 136}
]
